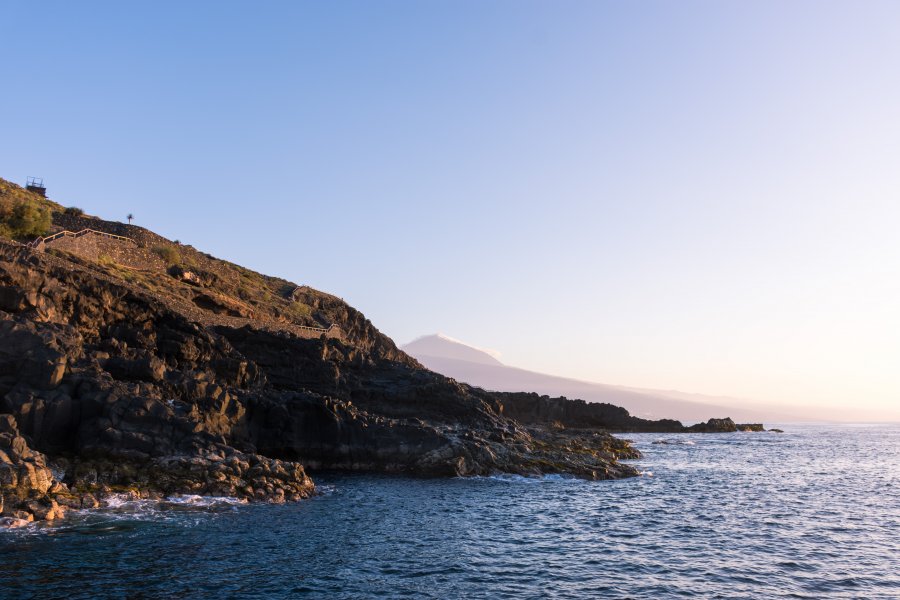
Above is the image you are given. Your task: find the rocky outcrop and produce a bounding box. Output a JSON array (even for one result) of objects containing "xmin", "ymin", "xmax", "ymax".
[
  {"xmin": 495, "ymin": 392, "xmax": 685, "ymax": 432},
  {"xmin": 494, "ymin": 393, "xmax": 765, "ymax": 434},
  {"xmin": 0, "ymin": 413, "xmax": 67, "ymax": 526},
  {"xmin": 686, "ymin": 418, "xmax": 765, "ymax": 433},
  {"xmin": 192, "ymin": 291, "xmax": 255, "ymax": 319},
  {"xmin": 0, "ymin": 240, "xmax": 650, "ymax": 523}
]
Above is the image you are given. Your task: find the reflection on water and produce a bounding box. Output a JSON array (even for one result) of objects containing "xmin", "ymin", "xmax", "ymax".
[{"xmin": 2, "ymin": 424, "xmax": 899, "ymax": 599}]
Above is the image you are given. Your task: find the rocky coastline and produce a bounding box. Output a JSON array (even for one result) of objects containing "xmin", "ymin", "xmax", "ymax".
[{"xmin": 0, "ymin": 182, "xmax": 765, "ymax": 525}]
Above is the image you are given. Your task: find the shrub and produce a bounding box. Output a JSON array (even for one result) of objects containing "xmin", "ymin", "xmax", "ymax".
[
  {"xmin": 152, "ymin": 245, "xmax": 181, "ymax": 266},
  {"xmin": 97, "ymin": 253, "xmax": 114, "ymax": 266},
  {"xmin": 64, "ymin": 206, "xmax": 85, "ymax": 216},
  {"xmin": 0, "ymin": 200, "xmax": 52, "ymax": 239},
  {"xmin": 287, "ymin": 302, "xmax": 312, "ymax": 319}
]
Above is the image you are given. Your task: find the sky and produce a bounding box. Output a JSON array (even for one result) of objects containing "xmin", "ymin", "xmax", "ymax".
[{"xmin": 2, "ymin": 1, "xmax": 899, "ymax": 419}]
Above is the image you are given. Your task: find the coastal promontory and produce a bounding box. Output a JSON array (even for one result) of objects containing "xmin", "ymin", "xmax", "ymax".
[{"xmin": 0, "ymin": 178, "xmax": 759, "ymax": 524}]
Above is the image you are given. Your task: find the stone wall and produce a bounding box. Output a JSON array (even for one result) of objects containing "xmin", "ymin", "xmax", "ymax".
[
  {"xmin": 51, "ymin": 214, "xmax": 170, "ymax": 249},
  {"xmin": 289, "ymin": 325, "xmax": 343, "ymax": 340},
  {"xmin": 42, "ymin": 234, "xmax": 167, "ymax": 271}
]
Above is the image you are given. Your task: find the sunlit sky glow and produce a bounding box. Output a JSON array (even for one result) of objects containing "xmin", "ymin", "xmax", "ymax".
[{"xmin": 2, "ymin": 1, "xmax": 898, "ymax": 418}]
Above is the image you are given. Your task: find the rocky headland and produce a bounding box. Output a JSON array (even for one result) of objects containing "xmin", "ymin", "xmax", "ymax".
[{"xmin": 0, "ymin": 178, "xmax": 763, "ymax": 524}]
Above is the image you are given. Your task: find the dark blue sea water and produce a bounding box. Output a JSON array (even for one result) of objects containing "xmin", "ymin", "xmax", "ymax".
[{"xmin": 2, "ymin": 423, "xmax": 899, "ymax": 599}]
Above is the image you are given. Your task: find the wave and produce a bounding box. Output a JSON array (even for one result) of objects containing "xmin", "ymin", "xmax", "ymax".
[
  {"xmin": 102, "ymin": 493, "xmax": 152, "ymax": 509},
  {"xmin": 2, "ymin": 493, "xmax": 249, "ymax": 536},
  {"xmin": 467, "ymin": 473, "xmax": 579, "ymax": 484},
  {"xmin": 100, "ymin": 493, "xmax": 246, "ymax": 510},
  {"xmin": 652, "ymin": 439, "xmax": 696, "ymax": 446},
  {"xmin": 314, "ymin": 484, "xmax": 337, "ymax": 496},
  {"xmin": 163, "ymin": 495, "xmax": 247, "ymax": 507}
]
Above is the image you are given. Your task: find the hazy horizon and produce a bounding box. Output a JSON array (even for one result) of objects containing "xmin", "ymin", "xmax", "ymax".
[
  {"xmin": 404, "ymin": 333, "xmax": 900, "ymax": 422},
  {"xmin": 2, "ymin": 1, "xmax": 898, "ymax": 419}
]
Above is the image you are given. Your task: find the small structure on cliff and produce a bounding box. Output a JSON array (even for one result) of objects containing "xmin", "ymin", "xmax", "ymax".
[{"xmin": 26, "ymin": 177, "xmax": 47, "ymax": 197}]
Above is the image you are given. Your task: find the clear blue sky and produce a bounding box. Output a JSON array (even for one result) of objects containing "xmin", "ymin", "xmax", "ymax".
[{"xmin": 2, "ymin": 1, "xmax": 899, "ymax": 417}]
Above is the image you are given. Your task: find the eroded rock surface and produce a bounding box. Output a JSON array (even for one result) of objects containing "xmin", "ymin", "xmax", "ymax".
[{"xmin": 0, "ymin": 238, "xmax": 650, "ymax": 524}]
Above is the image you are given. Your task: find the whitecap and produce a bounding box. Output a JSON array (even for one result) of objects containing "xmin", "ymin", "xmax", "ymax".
[
  {"xmin": 315, "ymin": 484, "xmax": 337, "ymax": 496},
  {"xmin": 484, "ymin": 474, "xmax": 540, "ymax": 483},
  {"xmin": 164, "ymin": 494, "xmax": 247, "ymax": 507},
  {"xmin": 102, "ymin": 493, "xmax": 144, "ymax": 509},
  {"xmin": 540, "ymin": 473, "xmax": 577, "ymax": 481}
]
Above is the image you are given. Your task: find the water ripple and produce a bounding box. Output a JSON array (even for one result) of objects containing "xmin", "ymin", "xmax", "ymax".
[{"xmin": 2, "ymin": 423, "xmax": 899, "ymax": 598}]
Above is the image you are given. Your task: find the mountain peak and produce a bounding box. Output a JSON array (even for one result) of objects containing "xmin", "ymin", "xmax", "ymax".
[{"xmin": 402, "ymin": 333, "xmax": 503, "ymax": 366}]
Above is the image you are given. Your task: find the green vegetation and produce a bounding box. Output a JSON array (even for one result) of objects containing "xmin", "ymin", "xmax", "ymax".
[
  {"xmin": 0, "ymin": 178, "xmax": 62, "ymax": 240},
  {"xmin": 113, "ymin": 266, "xmax": 138, "ymax": 283},
  {"xmin": 152, "ymin": 244, "xmax": 182, "ymax": 266},
  {"xmin": 45, "ymin": 248, "xmax": 69, "ymax": 259},
  {"xmin": 0, "ymin": 176, "xmax": 341, "ymax": 332},
  {"xmin": 286, "ymin": 301, "xmax": 312, "ymax": 319},
  {"xmin": 0, "ymin": 200, "xmax": 52, "ymax": 239}
]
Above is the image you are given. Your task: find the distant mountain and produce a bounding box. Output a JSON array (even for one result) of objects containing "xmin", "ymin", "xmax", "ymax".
[
  {"xmin": 403, "ymin": 334, "xmax": 503, "ymax": 366},
  {"xmin": 403, "ymin": 334, "xmax": 798, "ymax": 423}
]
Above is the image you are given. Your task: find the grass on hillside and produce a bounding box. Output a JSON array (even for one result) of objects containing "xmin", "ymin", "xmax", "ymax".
[
  {"xmin": 151, "ymin": 244, "xmax": 182, "ymax": 266},
  {"xmin": 1, "ymin": 176, "xmax": 333, "ymax": 331}
]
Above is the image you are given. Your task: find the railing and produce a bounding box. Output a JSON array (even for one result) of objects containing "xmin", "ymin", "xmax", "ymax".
[
  {"xmin": 28, "ymin": 228, "xmax": 133, "ymax": 248},
  {"xmin": 289, "ymin": 287, "xmax": 339, "ymax": 335},
  {"xmin": 294, "ymin": 323, "xmax": 339, "ymax": 335}
]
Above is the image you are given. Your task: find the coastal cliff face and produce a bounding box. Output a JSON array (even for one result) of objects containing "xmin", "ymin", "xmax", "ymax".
[
  {"xmin": 0, "ymin": 178, "xmax": 757, "ymax": 524},
  {"xmin": 0, "ymin": 238, "xmax": 636, "ymax": 524}
]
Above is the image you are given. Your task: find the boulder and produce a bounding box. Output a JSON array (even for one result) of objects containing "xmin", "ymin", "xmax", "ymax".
[
  {"xmin": 0, "ymin": 412, "xmax": 63, "ymax": 521},
  {"xmin": 24, "ymin": 498, "xmax": 66, "ymax": 521},
  {"xmin": 104, "ymin": 356, "xmax": 167, "ymax": 383},
  {"xmin": 192, "ymin": 292, "xmax": 254, "ymax": 318},
  {"xmin": 0, "ymin": 517, "xmax": 32, "ymax": 528},
  {"xmin": 167, "ymin": 265, "xmax": 202, "ymax": 286}
]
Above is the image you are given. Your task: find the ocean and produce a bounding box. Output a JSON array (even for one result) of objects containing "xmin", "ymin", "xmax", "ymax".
[{"xmin": 2, "ymin": 423, "xmax": 898, "ymax": 599}]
